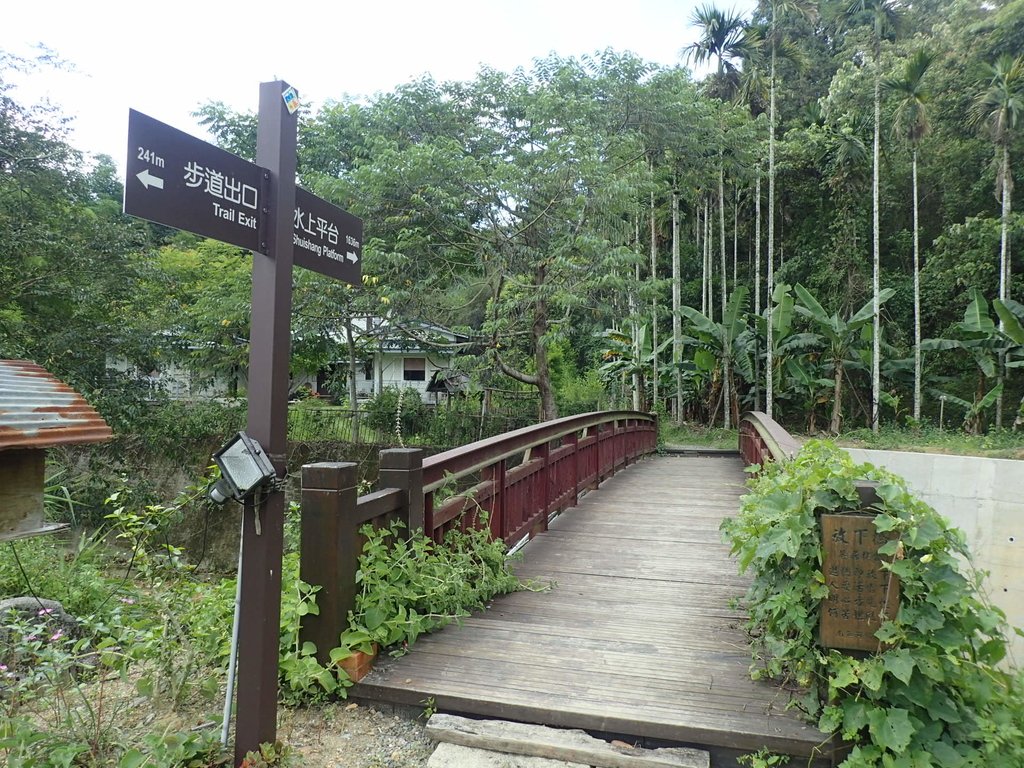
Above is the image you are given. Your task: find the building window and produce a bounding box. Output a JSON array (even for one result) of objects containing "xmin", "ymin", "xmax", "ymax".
[
  {"xmin": 403, "ymin": 357, "xmax": 426, "ymax": 381},
  {"xmin": 363, "ymin": 360, "xmax": 373, "ymax": 380}
]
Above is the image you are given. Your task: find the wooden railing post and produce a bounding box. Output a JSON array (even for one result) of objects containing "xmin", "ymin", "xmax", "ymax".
[
  {"xmin": 378, "ymin": 448, "xmax": 424, "ymax": 533},
  {"xmin": 566, "ymin": 432, "xmax": 579, "ymax": 508},
  {"xmin": 484, "ymin": 459, "xmax": 506, "ymax": 540},
  {"xmin": 533, "ymin": 441, "xmax": 550, "ymax": 537},
  {"xmin": 300, "ymin": 462, "xmax": 359, "ymax": 665}
]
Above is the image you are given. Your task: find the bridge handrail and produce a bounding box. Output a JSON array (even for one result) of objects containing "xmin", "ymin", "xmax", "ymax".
[
  {"xmin": 423, "ymin": 410, "xmax": 658, "ymax": 544},
  {"xmin": 739, "ymin": 411, "xmax": 802, "ymax": 470},
  {"xmin": 423, "ymin": 410, "xmax": 654, "ymax": 490},
  {"xmin": 299, "ymin": 410, "xmax": 657, "ymax": 662}
]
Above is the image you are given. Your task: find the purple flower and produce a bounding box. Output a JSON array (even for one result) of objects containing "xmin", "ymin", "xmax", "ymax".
[
  {"xmin": 50, "ymin": 630, "xmax": 64, "ymax": 642},
  {"xmin": 37, "ymin": 608, "xmax": 54, "ymax": 616},
  {"xmin": 118, "ymin": 597, "xmax": 136, "ymax": 605}
]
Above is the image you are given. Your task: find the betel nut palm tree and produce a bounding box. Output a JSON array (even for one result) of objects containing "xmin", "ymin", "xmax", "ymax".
[
  {"xmin": 882, "ymin": 48, "xmax": 934, "ymax": 424},
  {"xmin": 971, "ymin": 53, "xmax": 1024, "ymax": 427},
  {"xmin": 843, "ymin": 0, "xmax": 899, "ymax": 432}
]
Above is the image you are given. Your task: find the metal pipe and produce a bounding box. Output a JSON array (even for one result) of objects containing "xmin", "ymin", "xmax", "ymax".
[{"xmin": 221, "ymin": 513, "xmax": 245, "ymax": 747}]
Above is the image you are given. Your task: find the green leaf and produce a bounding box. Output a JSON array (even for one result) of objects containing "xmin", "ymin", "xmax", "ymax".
[
  {"xmin": 882, "ymin": 649, "xmax": 915, "ymax": 685},
  {"xmin": 859, "ymin": 659, "xmax": 885, "ymax": 691},
  {"xmin": 993, "ymin": 298, "xmax": 1024, "ymax": 344},
  {"xmin": 867, "ymin": 707, "xmax": 913, "ymax": 753},
  {"xmin": 925, "ymin": 692, "xmax": 962, "ymax": 724},
  {"xmin": 363, "ymin": 605, "xmax": 385, "ymax": 631},
  {"xmin": 929, "ymin": 740, "xmax": 967, "ymax": 768},
  {"xmin": 119, "ymin": 750, "xmax": 147, "ymax": 768}
]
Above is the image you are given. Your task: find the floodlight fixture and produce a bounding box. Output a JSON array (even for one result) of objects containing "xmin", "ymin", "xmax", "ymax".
[{"xmin": 209, "ymin": 432, "xmax": 277, "ymax": 504}]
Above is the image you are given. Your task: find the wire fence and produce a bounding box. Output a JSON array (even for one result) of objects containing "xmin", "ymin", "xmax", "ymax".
[{"xmin": 287, "ymin": 406, "xmax": 534, "ymax": 448}]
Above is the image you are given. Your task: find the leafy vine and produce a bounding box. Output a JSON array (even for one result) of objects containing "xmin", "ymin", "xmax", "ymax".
[{"xmin": 722, "ymin": 441, "xmax": 1024, "ymax": 766}]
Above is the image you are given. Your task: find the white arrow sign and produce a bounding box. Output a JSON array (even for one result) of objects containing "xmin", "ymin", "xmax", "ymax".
[
  {"xmin": 136, "ymin": 169, "xmax": 164, "ymax": 190},
  {"xmin": 346, "ymin": 251, "xmax": 358, "ymax": 263}
]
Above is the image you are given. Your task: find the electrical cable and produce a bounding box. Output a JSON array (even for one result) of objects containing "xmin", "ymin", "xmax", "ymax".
[{"xmin": 8, "ymin": 542, "xmax": 49, "ymax": 613}]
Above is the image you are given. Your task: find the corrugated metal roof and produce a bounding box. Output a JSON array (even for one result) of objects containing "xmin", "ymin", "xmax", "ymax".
[{"xmin": 0, "ymin": 360, "xmax": 114, "ymax": 450}]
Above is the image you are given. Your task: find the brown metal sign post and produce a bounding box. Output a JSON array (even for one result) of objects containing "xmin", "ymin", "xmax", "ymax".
[
  {"xmin": 233, "ymin": 80, "xmax": 297, "ymax": 764},
  {"xmin": 123, "ymin": 80, "xmax": 362, "ymax": 764}
]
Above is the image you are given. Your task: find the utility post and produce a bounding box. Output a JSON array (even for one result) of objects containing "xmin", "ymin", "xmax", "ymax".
[{"xmin": 234, "ymin": 80, "xmax": 298, "ymax": 764}]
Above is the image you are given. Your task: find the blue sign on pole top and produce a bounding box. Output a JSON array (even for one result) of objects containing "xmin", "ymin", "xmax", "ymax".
[{"xmin": 124, "ymin": 109, "xmax": 362, "ymax": 286}]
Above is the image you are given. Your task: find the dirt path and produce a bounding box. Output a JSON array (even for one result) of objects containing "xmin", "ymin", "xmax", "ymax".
[{"xmin": 279, "ymin": 701, "xmax": 434, "ymax": 767}]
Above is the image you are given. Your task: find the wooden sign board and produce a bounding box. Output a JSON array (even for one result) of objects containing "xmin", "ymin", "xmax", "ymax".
[{"xmin": 820, "ymin": 513, "xmax": 900, "ymax": 652}]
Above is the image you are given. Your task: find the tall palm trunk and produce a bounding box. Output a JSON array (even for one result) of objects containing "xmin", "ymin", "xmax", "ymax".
[
  {"xmin": 699, "ymin": 202, "xmax": 706, "ymax": 316},
  {"xmin": 633, "ymin": 218, "xmax": 642, "ymax": 410},
  {"xmin": 672, "ymin": 188, "xmax": 683, "ymax": 425},
  {"xmin": 766, "ymin": 44, "xmax": 777, "ymax": 420},
  {"xmin": 996, "ymin": 142, "xmax": 1012, "ymax": 427},
  {"xmin": 719, "ymin": 163, "xmax": 727, "ymax": 322},
  {"xmin": 871, "ymin": 55, "xmax": 882, "ymax": 433},
  {"xmin": 733, "ymin": 186, "xmax": 739, "ymax": 284},
  {"xmin": 650, "ymin": 186, "xmax": 659, "ymax": 411},
  {"xmin": 912, "ymin": 146, "xmax": 922, "ymax": 422},
  {"xmin": 1001, "ymin": 142, "xmax": 1012, "ymax": 303},
  {"xmin": 755, "ymin": 173, "xmax": 762, "ymax": 411}
]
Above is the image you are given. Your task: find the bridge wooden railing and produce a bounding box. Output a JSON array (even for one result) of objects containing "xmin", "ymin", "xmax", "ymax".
[
  {"xmin": 299, "ymin": 411, "xmax": 658, "ymax": 662},
  {"xmin": 738, "ymin": 411, "xmax": 802, "ymax": 472}
]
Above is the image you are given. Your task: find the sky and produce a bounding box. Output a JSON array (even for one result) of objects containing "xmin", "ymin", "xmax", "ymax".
[{"xmin": 3, "ymin": 0, "xmax": 756, "ymax": 177}]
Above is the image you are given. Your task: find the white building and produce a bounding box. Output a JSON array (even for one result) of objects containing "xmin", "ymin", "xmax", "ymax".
[{"xmin": 109, "ymin": 320, "xmax": 466, "ymax": 404}]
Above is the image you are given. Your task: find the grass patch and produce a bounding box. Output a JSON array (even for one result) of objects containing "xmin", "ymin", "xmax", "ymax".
[
  {"xmin": 837, "ymin": 425, "xmax": 1024, "ymax": 460},
  {"xmin": 660, "ymin": 422, "xmax": 738, "ymax": 450}
]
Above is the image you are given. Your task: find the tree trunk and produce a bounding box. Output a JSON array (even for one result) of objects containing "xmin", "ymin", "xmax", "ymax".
[
  {"xmin": 871, "ymin": 44, "xmax": 882, "ymax": 433},
  {"xmin": 719, "ymin": 162, "xmax": 726, "ymax": 323},
  {"xmin": 754, "ymin": 173, "xmax": 762, "ymax": 412},
  {"xmin": 996, "ymin": 142, "xmax": 1012, "ymax": 428},
  {"xmin": 733, "ymin": 186, "xmax": 739, "ymax": 285},
  {"xmin": 632, "ymin": 218, "xmax": 642, "ymax": 411},
  {"xmin": 650, "ymin": 186, "xmax": 659, "ymax": 412},
  {"xmin": 534, "ymin": 309, "xmax": 557, "ymax": 422},
  {"xmin": 766, "ymin": 43, "xmax": 777, "ymax": 420},
  {"xmin": 830, "ymin": 357, "xmax": 844, "ymax": 434},
  {"xmin": 672, "ymin": 187, "xmax": 683, "ymax": 425},
  {"xmin": 344, "ymin": 315, "xmax": 361, "ymax": 444},
  {"xmin": 913, "ymin": 147, "xmax": 922, "ymax": 423}
]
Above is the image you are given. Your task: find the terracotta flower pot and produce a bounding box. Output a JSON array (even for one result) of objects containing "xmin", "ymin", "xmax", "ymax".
[{"xmin": 337, "ymin": 644, "xmax": 378, "ymax": 682}]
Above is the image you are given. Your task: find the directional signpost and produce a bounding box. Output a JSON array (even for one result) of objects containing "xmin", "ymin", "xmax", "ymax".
[
  {"xmin": 125, "ymin": 111, "xmax": 363, "ymax": 282},
  {"xmin": 124, "ymin": 84, "xmax": 362, "ymax": 765},
  {"xmin": 294, "ymin": 186, "xmax": 362, "ymax": 284},
  {"xmin": 126, "ymin": 109, "xmax": 265, "ymax": 252}
]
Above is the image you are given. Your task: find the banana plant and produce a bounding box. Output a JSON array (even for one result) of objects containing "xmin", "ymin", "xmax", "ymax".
[
  {"xmin": 679, "ymin": 286, "xmax": 754, "ymax": 429},
  {"xmin": 921, "ymin": 290, "xmax": 1024, "ymax": 432},
  {"xmin": 753, "ymin": 283, "xmax": 821, "ymax": 417},
  {"xmin": 598, "ymin": 324, "xmax": 672, "ymax": 411},
  {"xmin": 794, "ymin": 283, "xmax": 896, "ymax": 433},
  {"xmin": 784, "ymin": 356, "xmax": 834, "ymax": 433}
]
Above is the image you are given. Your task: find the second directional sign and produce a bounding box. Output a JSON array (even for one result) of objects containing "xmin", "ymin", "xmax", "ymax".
[{"xmin": 125, "ymin": 109, "xmax": 361, "ymax": 285}]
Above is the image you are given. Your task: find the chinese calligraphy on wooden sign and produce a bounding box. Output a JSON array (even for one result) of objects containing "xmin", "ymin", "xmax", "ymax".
[{"xmin": 820, "ymin": 513, "xmax": 900, "ymax": 652}]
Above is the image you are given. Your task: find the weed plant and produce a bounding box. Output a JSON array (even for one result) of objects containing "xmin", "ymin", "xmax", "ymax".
[
  {"xmin": 722, "ymin": 441, "xmax": 1024, "ymax": 766},
  {"xmin": 340, "ymin": 519, "xmax": 524, "ymax": 657},
  {"xmin": 660, "ymin": 422, "xmax": 738, "ymax": 450}
]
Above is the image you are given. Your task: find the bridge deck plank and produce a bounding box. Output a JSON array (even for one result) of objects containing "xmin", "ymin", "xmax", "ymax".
[{"xmin": 354, "ymin": 456, "xmax": 834, "ymax": 763}]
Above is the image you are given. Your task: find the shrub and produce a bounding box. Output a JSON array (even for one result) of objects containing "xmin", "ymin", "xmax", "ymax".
[
  {"xmin": 722, "ymin": 440, "xmax": 1024, "ymax": 766},
  {"xmin": 362, "ymin": 387, "xmax": 428, "ymax": 439}
]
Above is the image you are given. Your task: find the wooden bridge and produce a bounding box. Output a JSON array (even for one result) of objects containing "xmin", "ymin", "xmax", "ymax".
[{"xmin": 299, "ymin": 412, "xmax": 835, "ymax": 767}]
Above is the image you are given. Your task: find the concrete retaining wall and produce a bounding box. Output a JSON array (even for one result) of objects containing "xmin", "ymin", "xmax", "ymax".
[{"xmin": 844, "ymin": 448, "xmax": 1022, "ymax": 666}]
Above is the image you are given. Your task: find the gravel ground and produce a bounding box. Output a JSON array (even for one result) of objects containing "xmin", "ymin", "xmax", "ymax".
[{"xmin": 279, "ymin": 700, "xmax": 436, "ymax": 767}]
